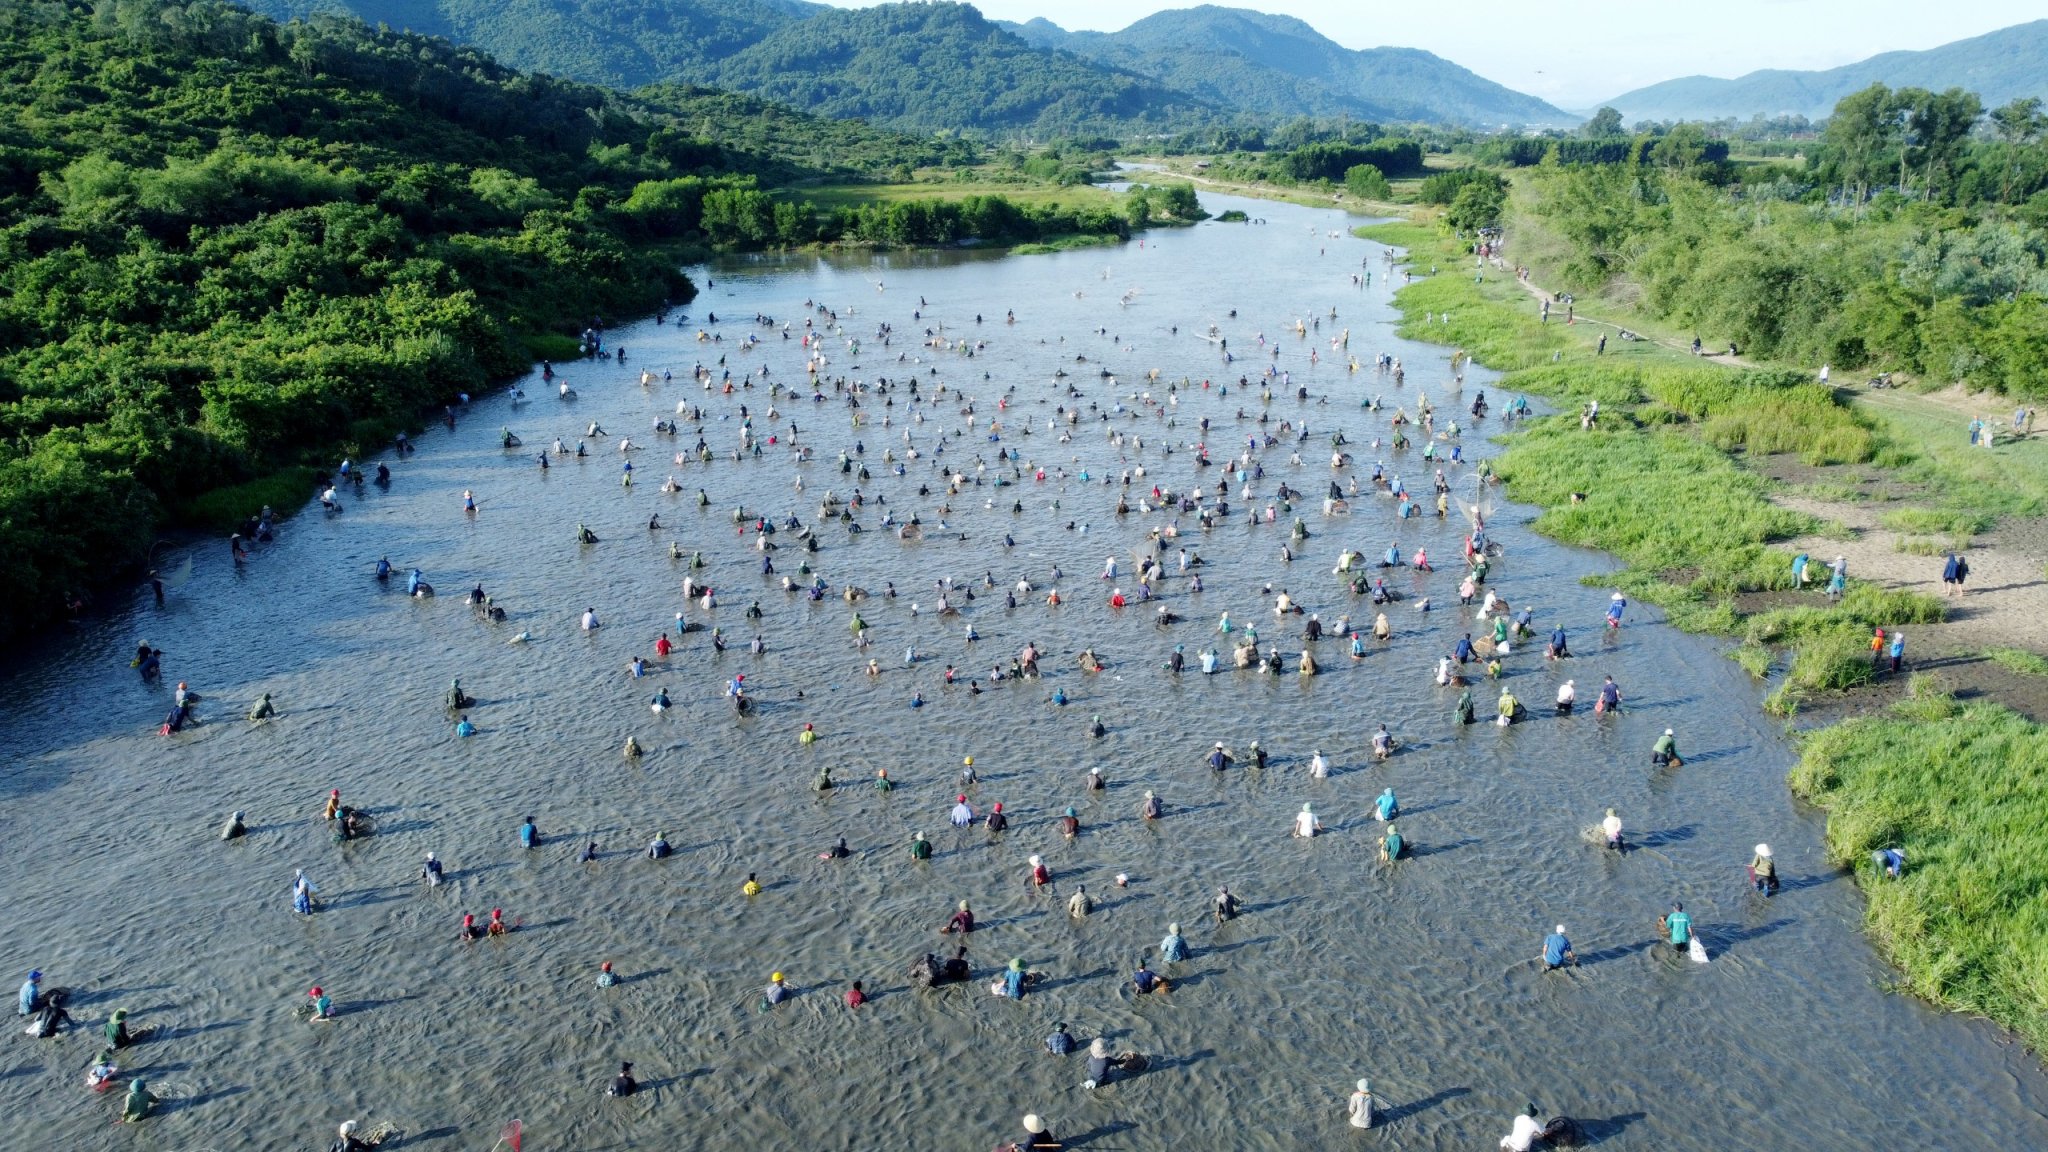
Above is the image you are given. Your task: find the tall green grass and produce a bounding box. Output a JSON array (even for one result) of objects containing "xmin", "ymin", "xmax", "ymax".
[
  {"xmin": 1789, "ymin": 692, "xmax": 2048, "ymax": 1050},
  {"xmin": 177, "ymin": 467, "xmax": 319, "ymax": 530},
  {"xmin": 1877, "ymin": 508, "xmax": 1996, "ymax": 537},
  {"xmin": 522, "ymin": 332, "xmax": 583, "ymax": 362},
  {"xmin": 1986, "ymin": 647, "xmax": 2048, "ymax": 678},
  {"xmin": 1495, "ymin": 419, "xmax": 1813, "ymax": 604}
]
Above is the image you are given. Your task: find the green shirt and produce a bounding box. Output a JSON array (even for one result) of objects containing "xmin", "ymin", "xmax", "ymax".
[
  {"xmin": 1666, "ymin": 911, "xmax": 1692, "ymax": 945},
  {"xmin": 910, "ymin": 840, "xmax": 931, "ymax": 860}
]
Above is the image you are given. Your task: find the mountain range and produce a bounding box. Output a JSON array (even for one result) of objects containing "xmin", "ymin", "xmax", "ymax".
[
  {"xmin": 242, "ymin": 0, "xmax": 1571, "ymax": 133},
  {"xmin": 999, "ymin": 7, "xmax": 1568, "ymax": 127},
  {"xmin": 236, "ymin": 1, "xmax": 2048, "ymax": 136},
  {"xmin": 1602, "ymin": 19, "xmax": 2048, "ymax": 123}
]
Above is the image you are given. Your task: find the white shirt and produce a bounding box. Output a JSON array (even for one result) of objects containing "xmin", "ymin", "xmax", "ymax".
[
  {"xmin": 1504, "ymin": 1114, "xmax": 1544, "ymax": 1151},
  {"xmin": 1348, "ymin": 1091, "xmax": 1373, "ymax": 1129},
  {"xmin": 1603, "ymin": 815, "xmax": 1623, "ymax": 840},
  {"xmin": 1294, "ymin": 812, "xmax": 1318, "ymax": 837}
]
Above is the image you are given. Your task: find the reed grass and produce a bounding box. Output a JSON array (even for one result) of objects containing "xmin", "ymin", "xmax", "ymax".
[{"xmin": 1789, "ymin": 691, "xmax": 2048, "ymax": 1051}]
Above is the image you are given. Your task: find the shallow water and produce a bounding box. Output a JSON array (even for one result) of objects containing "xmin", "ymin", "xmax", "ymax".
[{"xmin": 4, "ymin": 191, "xmax": 2045, "ymax": 1151}]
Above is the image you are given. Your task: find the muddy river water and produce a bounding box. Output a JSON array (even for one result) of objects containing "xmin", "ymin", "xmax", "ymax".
[{"xmin": 3, "ymin": 189, "xmax": 2044, "ymax": 1151}]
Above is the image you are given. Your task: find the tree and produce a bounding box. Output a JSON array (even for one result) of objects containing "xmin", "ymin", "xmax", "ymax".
[
  {"xmin": 1445, "ymin": 179, "xmax": 1506, "ymax": 235},
  {"xmin": 1582, "ymin": 107, "xmax": 1625, "ymax": 138},
  {"xmin": 1901, "ymin": 87, "xmax": 1983, "ymax": 203},
  {"xmin": 1820, "ymin": 83, "xmax": 1899, "ymax": 205},
  {"xmin": 1651, "ymin": 123, "xmax": 1709, "ymax": 171},
  {"xmin": 1991, "ymin": 97, "xmax": 2047, "ymax": 204},
  {"xmin": 1344, "ymin": 164, "xmax": 1391, "ymax": 201}
]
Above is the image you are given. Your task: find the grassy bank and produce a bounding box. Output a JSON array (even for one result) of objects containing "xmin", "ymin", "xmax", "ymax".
[
  {"xmin": 1355, "ymin": 218, "xmax": 1945, "ymax": 713},
  {"xmin": 1363, "ymin": 207, "xmax": 2048, "ymax": 1050},
  {"xmin": 1789, "ymin": 684, "xmax": 2048, "ymax": 1051}
]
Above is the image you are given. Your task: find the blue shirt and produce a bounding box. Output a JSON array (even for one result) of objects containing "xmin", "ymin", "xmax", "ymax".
[
  {"xmin": 520, "ymin": 824, "xmax": 537, "ymax": 848},
  {"xmin": 1543, "ymin": 933, "xmax": 1571, "ymax": 967},
  {"xmin": 19, "ymin": 980, "xmax": 37, "ymax": 1015}
]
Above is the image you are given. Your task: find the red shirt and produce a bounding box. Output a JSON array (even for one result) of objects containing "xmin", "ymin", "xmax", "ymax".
[{"xmin": 845, "ymin": 988, "xmax": 865, "ymax": 1008}]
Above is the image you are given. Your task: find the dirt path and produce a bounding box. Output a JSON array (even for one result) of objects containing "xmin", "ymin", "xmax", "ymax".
[
  {"xmin": 1775, "ymin": 495, "xmax": 2048, "ymax": 659},
  {"xmin": 1501, "ymin": 251, "xmax": 1755, "ymax": 368},
  {"xmin": 1498, "ymin": 248, "xmax": 2047, "ymax": 667}
]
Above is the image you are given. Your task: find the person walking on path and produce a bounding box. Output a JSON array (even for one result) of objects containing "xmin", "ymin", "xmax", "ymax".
[{"xmin": 1941, "ymin": 551, "xmax": 1969, "ymax": 597}]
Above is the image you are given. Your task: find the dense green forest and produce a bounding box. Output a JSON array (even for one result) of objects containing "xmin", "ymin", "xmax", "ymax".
[
  {"xmin": 1488, "ymin": 85, "xmax": 2048, "ymax": 398},
  {"xmin": 0, "ymin": 0, "xmax": 1181, "ymax": 640},
  {"xmin": 701, "ymin": 2, "xmax": 1210, "ymax": 136},
  {"xmin": 251, "ymin": 0, "xmax": 1220, "ymax": 136}
]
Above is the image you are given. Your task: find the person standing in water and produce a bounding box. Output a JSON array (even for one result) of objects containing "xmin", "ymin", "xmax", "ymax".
[
  {"xmin": 1602, "ymin": 808, "xmax": 1623, "ymax": 850},
  {"xmin": 1542, "ymin": 925, "xmax": 1576, "ymax": 970},
  {"xmin": 1214, "ymin": 886, "xmax": 1241, "ymax": 922},
  {"xmin": 1066, "ymin": 885, "xmax": 1092, "ymax": 919},
  {"xmin": 1750, "ymin": 844, "xmax": 1779, "ymax": 895},
  {"xmin": 1348, "ymin": 1078, "xmax": 1375, "ymax": 1129},
  {"xmin": 120, "ymin": 1078, "xmax": 158, "ymax": 1123},
  {"xmin": 1662, "ymin": 902, "xmax": 1693, "ymax": 950},
  {"xmin": 1159, "ymin": 923, "xmax": 1188, "ymax": 962}
]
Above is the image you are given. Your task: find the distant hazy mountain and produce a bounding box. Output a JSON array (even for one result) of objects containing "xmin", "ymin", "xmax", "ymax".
[
  {"xmin": 1603, "ymin": 20, "xmax": 2048, "ymax": 122},
  {"xmin": 1004, "ymin": 6, "xmax": 1571, "ymax": 128}
]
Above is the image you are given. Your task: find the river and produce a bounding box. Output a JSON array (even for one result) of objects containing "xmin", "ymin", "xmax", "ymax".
[{"xmin": 3, "ymin": 189, "xmax": 2043, "ymax": 1151}]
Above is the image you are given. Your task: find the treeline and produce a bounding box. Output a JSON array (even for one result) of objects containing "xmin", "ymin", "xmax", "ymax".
[
  {"xmin": 1473, "ymin": 131, "xmax": 1730, "ymax": 169},
  {"xmin": 621, "ymin": 179, "xmax": 1198, "ymax": 246},
  {"xmin": 1280, "ymin": 140, "xmax": 1425, "ymax": 182},
  {"xmin": 1518, "ymin": 164, "xmax": 2047, "ymax": 397},
  {"xmin": 0, "ymin": 0, "xmax": 986, "ymax": 640}
]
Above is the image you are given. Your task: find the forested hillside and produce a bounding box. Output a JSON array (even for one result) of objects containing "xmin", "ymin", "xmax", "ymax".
[
  {"xmin": 246, "ymin": 0, "xmax": 1217, "ymax": 134},
  {"xmin": 0, "ymin": 0, "xmax": 965, "ymax": 638},
  {"xmin": 1005, "ymin": 7, "xmax": 1569, "ymax": 128},
  {"xmin": 705, "ymin": 2, "xmax": 1212, "ymax": 135},
  {"xmin": 252, "ymin": 0, "xmax": 823, "ymax": 90},
  {"xmin": 242, "ymin": 0, "xmax": 1564, "ymax": 134}
]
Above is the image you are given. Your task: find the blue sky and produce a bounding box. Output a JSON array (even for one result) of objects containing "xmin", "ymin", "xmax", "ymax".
[{"xmin": 823, "ymin": 0, "xmax": 2045, "ymax": 108}]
